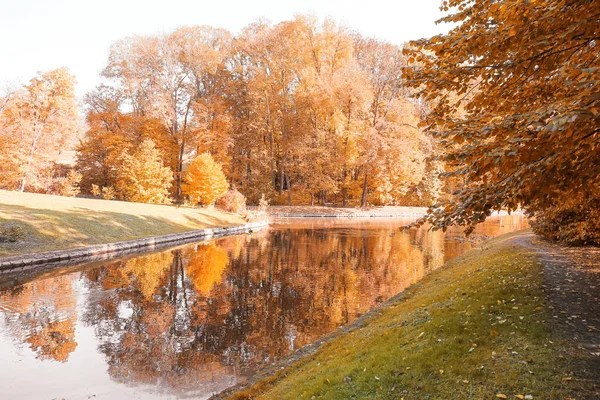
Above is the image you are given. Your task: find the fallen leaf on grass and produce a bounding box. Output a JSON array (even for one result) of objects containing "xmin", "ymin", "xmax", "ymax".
[{"xmin": 496, "ymin": 394, "xmax": 507, "ymax": 399}]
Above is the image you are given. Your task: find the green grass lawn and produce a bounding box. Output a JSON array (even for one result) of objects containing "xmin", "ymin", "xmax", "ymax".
[
  {"xmin": 232, "ymin": 231, "xmax": 585, "ymax": 399},
  {"xmin": 0, "ymin": 190, "xmax": 245, "ymax": 256}
]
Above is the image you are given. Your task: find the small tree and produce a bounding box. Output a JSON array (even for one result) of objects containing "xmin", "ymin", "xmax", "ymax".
[
  {"xmin": 216, "ymin": 189, "xmax": 247, "ymax": 213},
  {"xmin": 183, "ymin": 153, "xmax": 228, "ymax": 206},
  {"xmin": 51, "ymin": 169, "xmax": 82, "ymax": 197},
  {"xmin": 116, "ymin": 139, "xmax": 173, "ymax": 204}
]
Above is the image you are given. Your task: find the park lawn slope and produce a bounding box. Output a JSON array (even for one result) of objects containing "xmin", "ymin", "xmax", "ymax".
[
  {"xmin": 232, "ymin": 230, "xmax": 584, "ymax": 400},
  {"xmin": 0, "ymin": 190, "xmax": 245, "ymax": 256}
]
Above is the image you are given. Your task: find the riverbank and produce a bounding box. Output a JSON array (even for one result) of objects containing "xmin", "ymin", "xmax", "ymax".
[
  {"xmin": 220, "ymin": 230, "xmax": 599, "ymax": 399},
  {"xmin": 0, "ymin": 190, "xmax": 247, "ymax": 257},
  {"xmin": 267, "ymin": 205, "xmax": 522, "ymax": 219},
  {"xmin": 267, "ymin": 205, "xmax": 428, "ymax": 218}
]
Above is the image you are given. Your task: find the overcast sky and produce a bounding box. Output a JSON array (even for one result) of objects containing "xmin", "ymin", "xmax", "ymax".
[{"xmin": 0, "ymin": 0, "xmax": 449, "ymax": 96}]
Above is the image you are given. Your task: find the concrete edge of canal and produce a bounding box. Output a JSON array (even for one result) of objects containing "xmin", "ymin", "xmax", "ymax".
[{"xmin": 0, "ymin": 220, "xmax": 269, "ymax": 273}]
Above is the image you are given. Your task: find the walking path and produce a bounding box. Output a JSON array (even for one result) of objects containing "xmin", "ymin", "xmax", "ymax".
[{"xmin": 518, "ymin": 233, "xmax": 600, "ymax": 398}]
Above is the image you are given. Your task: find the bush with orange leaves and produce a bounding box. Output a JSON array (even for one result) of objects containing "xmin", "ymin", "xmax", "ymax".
[
  {"xmin": 215, "ymin": 189, "xmax": 246, "ymax": 214},
  {"xmin": 183, "ymin": 153, "xmax": 229, "ymax": 207}
]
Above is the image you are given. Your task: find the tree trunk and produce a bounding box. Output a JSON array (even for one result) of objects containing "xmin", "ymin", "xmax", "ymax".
[
  {"xmin": 279, "ymin": 164, "xmax": 285, "ymax": 195},
  {"xmin": 286, "ymin": 175, "xmax": 291, "ymax": 206},
  {"xmin": 266, "ymin": 92, "xmax": 276, "ymax": 189},
  {"xmin": 176, "ymin": 139, "xmax": 185, "ymax": 202},
  {"xmin": 20, "ymin": 132, "xmax": 41, "ymax": 192},
  {"xmin": 361, "ymin": 171, "xmax": 369, "ymax": 208}
]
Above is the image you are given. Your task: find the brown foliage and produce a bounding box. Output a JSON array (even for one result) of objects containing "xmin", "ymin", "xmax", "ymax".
[
  {"xmin": 530, "ymin": 190, "xmax": 600, "ymax": 246},
  {"xmin": 404, "ymin": 0, "xmax": 600, "ymax": 242},
  {"xmin": 215, "ymin": 189, "xmax": 247, "ymax": 214},
  {"xmin": 48, "ymin": 168, "xmax": 82, "ymax": 197}
]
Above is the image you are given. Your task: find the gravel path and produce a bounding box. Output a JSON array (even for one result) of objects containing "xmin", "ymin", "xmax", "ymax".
[{"xmin": 518, "ymin": 233, "xmax": 600, "ymax": 399}]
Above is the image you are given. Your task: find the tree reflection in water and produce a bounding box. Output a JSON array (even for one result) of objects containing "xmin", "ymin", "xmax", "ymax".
[
  {"xmin": 0, "ymin": 216, "xmax": 528, "ymax": 398},
  {"xmin": 0, "ymin": 275, "xmax": 78, "ymax": 363}
]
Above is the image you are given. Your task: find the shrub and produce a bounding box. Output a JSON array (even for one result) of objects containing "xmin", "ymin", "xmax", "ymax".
[
  {"xmin": 530, "ymin": 196, "xmax": 600, "ymax": 246},
  {"xmin": 0, "ymin": 223, "xmax": 26, "ymax": 243},
  {"xmin": 216, "ymin": 189, "xmax": 247, "ymax": 214},
  {"xmin": 49, "ymin": 169, "xmax": 82, "ymax": 197},
  {"xmin": 101, "ymin": 186, "xmax": 116, "ymax": 200},
  {"xmin": 91, "ymin": 184, "xmax": 102, "ymax": 197},
  {"xmin": 245, "ymin": 193, "xmax": 270, "ymax": 222},
  {"xmin": 258, "ymin": 193, "xmax": 269, "ymax": 212},
  {"xmin": 183, "ymin": 153, "xmax": 228, "ymax": 206}
]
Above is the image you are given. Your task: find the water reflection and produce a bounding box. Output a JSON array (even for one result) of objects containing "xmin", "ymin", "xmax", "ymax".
[{"xmin": 0, "ymin": 215, "xmax": 528, "ymax": 399}]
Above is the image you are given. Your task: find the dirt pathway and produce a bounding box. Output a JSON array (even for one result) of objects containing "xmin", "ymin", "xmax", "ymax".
[{"xmin": 519, "ymin": 233, "xmax": 600, "ymax": 398}]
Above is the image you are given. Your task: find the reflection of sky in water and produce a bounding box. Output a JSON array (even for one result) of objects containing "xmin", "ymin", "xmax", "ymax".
[{"xmin": 0, "ymin": 215, "xmax": 528, "ymax": 399}]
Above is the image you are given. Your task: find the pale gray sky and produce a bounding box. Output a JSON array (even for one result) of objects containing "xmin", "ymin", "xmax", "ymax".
[{"xmin": 0, "ymin": 0, "xmax": 448, "ymax": 96}]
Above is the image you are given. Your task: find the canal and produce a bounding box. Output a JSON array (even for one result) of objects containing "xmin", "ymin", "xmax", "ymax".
[{"xmin": 0, "ymin": 215, "xmax": 528, "ymax": 399}]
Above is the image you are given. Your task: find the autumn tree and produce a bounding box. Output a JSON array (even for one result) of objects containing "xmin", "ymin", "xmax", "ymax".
[
  {"xmin": 76, "ymin": 84, "xmax": 178, "ymax": 196},
  {"xmin": 183, "ymin": 153, "xmax": 229, "ymax": 206},
  {"xmin": 116, "ymin": 139, "xmax": 173, "ymax": 204},
  {"xmin": 404, "ymin": 0, "xmax": 600, "ymax": 243},
  {"xmin": 77, "ymin": 16, "xmax": 433, "ymax": 207},
  {"xmin": 101, "ymin": 27, "xmax": 232, "ymax": 200},
  {"xmin": 0, "ymin": 87, "xmax": 21, "ymax": 189},
  {"xmin": 1, "ymin": 68, "xmax": 78, "ymax": 192}
]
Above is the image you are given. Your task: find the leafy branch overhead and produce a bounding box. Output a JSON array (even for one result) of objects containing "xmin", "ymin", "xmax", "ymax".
[{"xmin": 404, "ymin": 0, "xmax": 600, "ymax": 240}]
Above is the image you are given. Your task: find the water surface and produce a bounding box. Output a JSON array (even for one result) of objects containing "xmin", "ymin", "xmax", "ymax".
[{"xmin": 0, "ymin": 216, "xmax": 527, "ymax": 399}]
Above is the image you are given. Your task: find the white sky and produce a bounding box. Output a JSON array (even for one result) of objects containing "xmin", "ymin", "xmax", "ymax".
[{"xmin": 0, "ymin": 0, "xmax": 448, "ymax": 97}]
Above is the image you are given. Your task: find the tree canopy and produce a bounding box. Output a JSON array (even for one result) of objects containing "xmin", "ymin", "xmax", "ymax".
[
  {"xmin": 74, "ymin": 16, "xmax": 437, "ymax": 207},
  {"xmin": 404, "ymin": 0, "xmax": 600, "ymax": 243},
  {"xmin": 183, "ymin": 153, "xmax": 229, "ymax": 206},
  {"xmin": 0, "ymin": 68, "xmax": 78, "ymax": 192}
]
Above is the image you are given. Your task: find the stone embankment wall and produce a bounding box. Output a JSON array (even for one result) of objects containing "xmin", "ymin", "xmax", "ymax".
[{"xmin": 0, "ymin": 221, "xmax": 268, "ymax": 273}]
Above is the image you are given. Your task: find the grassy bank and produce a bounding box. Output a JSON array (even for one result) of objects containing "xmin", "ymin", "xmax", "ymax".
[
  {"xmin": 0, "ymin": 190, "xmax": 245, "ymax": 256},
  {"xmin": 231, "ymin": 231, "xmax": 585, "ymax": 399}
]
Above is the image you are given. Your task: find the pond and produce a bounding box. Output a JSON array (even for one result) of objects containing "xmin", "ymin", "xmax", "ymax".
[{"xmin": 0, "ymin": 215, "xmax": 528, "ymax": 399}]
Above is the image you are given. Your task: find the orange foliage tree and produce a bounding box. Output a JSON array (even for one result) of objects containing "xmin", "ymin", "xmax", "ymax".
[
  {"xmin": 72, "ymin": 15, "xmax": 437, "ymax": 206},
  {"xmin": 116, "ymin": 139, "xmax": 174, "ymax": 204},
  {"xmin": 183, "ymin": 153, "xmax": 229, "ymax": 206},
  {"xmin": 0, "ymin": 87, "xmax": 21, "ymax": 189},
  {"xmin": 76, "ymin": 85, "xmax": 178, "ymax": 196},
  {"xmin": 404, "ymin": 0, "xmax": 600, "ymax": 243},
  {"xmin": 0, "ymin": 68, "xmax": 78, "ymax": 192}
]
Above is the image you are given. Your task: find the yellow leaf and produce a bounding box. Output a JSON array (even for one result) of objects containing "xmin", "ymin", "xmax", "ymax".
[{"xmin": 496, "ymin": 395, "xmax": 507, "ymax": 399}]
